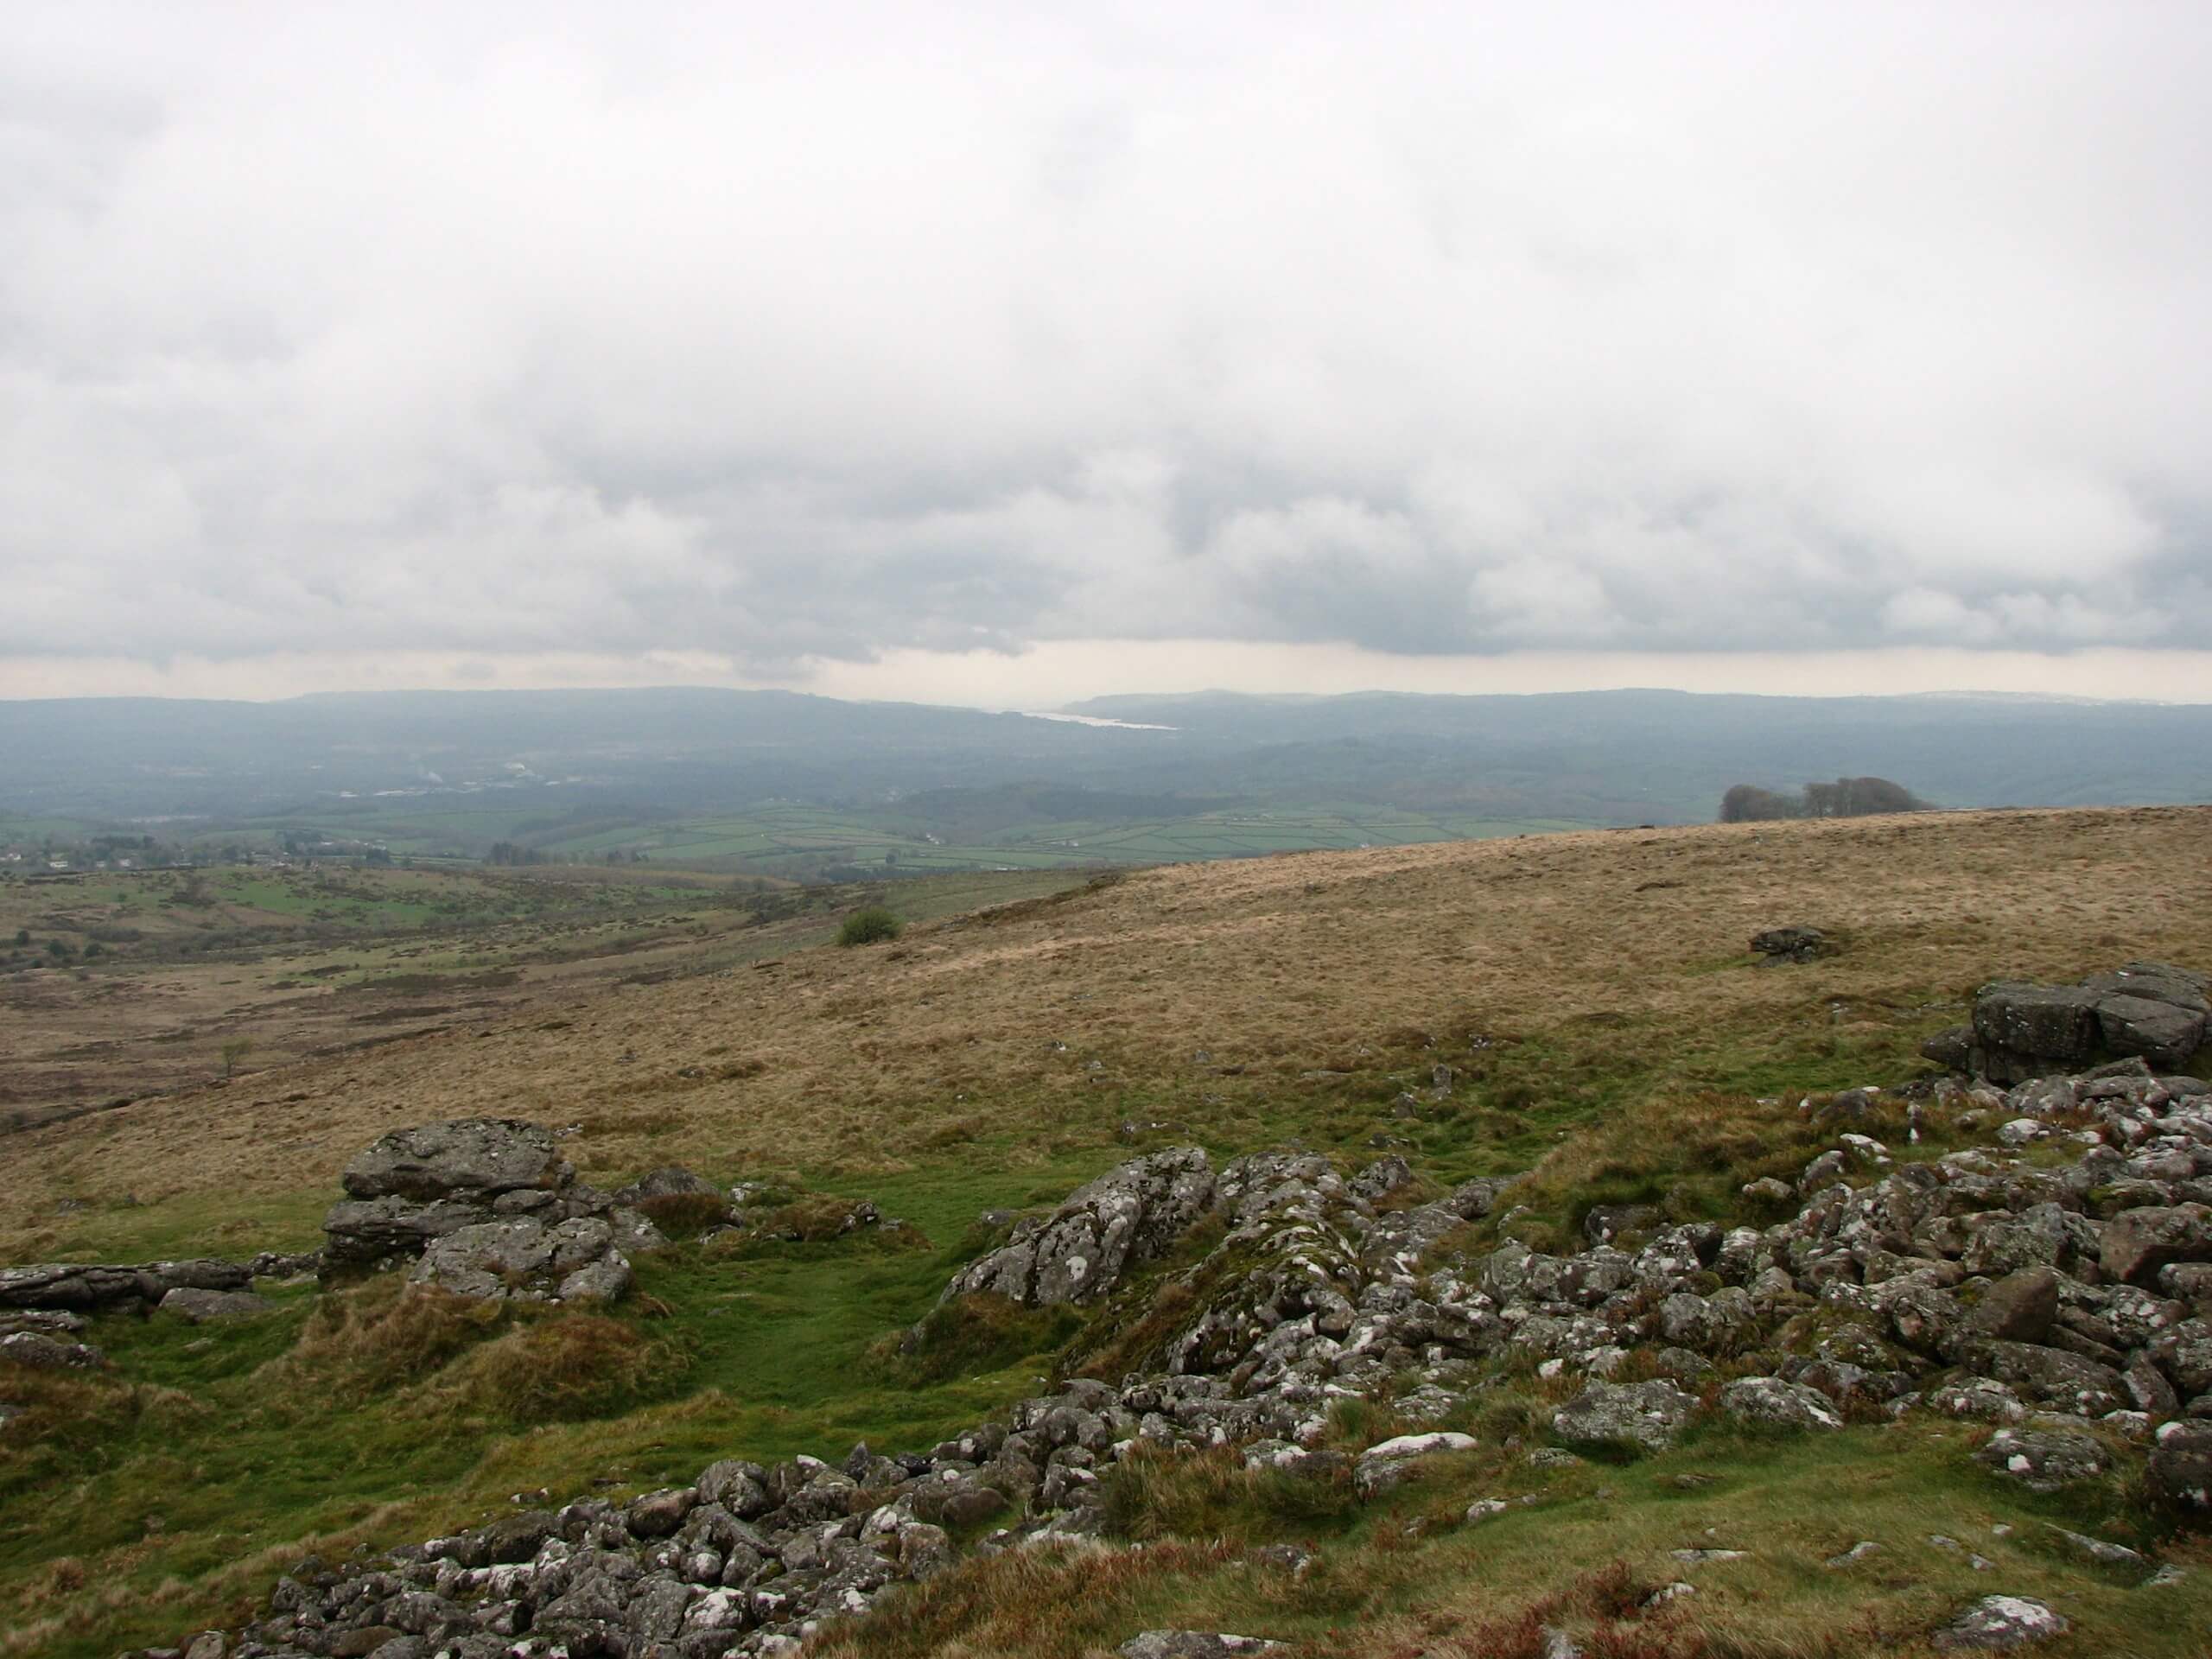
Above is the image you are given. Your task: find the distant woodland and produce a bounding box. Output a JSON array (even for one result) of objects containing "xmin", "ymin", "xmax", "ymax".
[{"xmin": 1718, "ymin": 776, "xmax": 1928, "ymax": 822}]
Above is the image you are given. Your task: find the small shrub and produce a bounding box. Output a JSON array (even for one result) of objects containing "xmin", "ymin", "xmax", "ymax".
[{"xmin": 837, "ymin": 906, "xmax": 902, "ymax": 947}]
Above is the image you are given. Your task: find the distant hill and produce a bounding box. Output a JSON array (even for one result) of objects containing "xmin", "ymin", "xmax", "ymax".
[{"xmin": 0, "ymin": 685, "xmax": 2207, "ymax": 840}]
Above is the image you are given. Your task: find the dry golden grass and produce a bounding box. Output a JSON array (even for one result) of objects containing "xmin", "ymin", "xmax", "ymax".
[{"xmin": 5, "ymin": 805, "xmax": 2209, "ymax": 1255}]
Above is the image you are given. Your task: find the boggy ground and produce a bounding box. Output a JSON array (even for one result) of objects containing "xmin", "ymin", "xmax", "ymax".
[{"xmin": 1, "ymin": 805, "xmax": 2209, "ymax": 1656}]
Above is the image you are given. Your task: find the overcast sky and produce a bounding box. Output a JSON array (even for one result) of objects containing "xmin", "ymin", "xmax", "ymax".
[{"xmin": 3, "ymin": 2, "xmax": 2208, "ymax": 706}]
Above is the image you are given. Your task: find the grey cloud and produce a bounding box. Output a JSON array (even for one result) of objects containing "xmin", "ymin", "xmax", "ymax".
[{"xmin": 2, "ymin": 1, "xmax": 2209, "ymax": 676}]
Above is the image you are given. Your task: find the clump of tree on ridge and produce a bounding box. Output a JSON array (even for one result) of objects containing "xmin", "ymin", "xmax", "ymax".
[{"xmin": 1719, "ymin": 776, "xmax": 1928, "ymax": 822}]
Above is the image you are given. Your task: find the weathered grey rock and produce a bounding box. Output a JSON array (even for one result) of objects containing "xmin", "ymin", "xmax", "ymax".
[
  {"xmin": 1973, "ymin": 985, "xmax": 2101, "ymax": 1071},
  {"xmin": 2101, "ymin": 1205, "xmax": 2212, "ymax": 1287},
  {"xmin": 625, "ymin": 1486, "xmax": 697, "ymax": 1538},
  {"xmin": 0, "ymin": 1331, "xmax": 104, "ymax": 1370},
  {"xmin": 1551, "ymin": 1380, "xmax": 1698, "ymax": 1454},
  {"xmin": 1961, "ymin": 1268, "xmax": 2060, "ymax": 1345},
  {"xmin": 2083, "ymin": 962, "xmax": 2211, "ymax": 1014},
  {"xmin": 612, "ymin": 1166, "xmax": 723, "ymax": 1207},
  {"xmin": 158, "ymin": 1287, "xmax": 273, "ymax": 1324},
  {"xmin": 2040, "ymin": 1524, "xmax": 2144, "ymax": 1567},
  {"xmin": 2096, "ymin": 996, "xmax": 2206, "ymax": 1069},
  {"xmin": 410, "ymin": 1217, "xmax": 632, "ymax": 1304},
  {"xmin": 1973, "ymin": 1427, "xmax": 2109, "ymax": 1493},
  {"xmin": 943, "ymin": 1148, "xmax": 1215, "ymax": 1306},
  {"xmin": 1751, "ymin": 925, "xmax": 1828, "ymax": 963},
  {"xmin": 1119, "ymin": 1635, "xmax": 1283, "ymax": 1659},
  {"xmin": 1962, "ymin": 1340, "xmax": 2125, "ymax": 1415},
  {"xmin": 342, "ymin": 1119, "xmax": 570, "ymax": 1202},
  {"xmin": 1350, "ymin": 1156, "xmax": 1414, "ymax": 1203},
  {"xmin": 1922, "ymin": 1025, "xmax": 1976, "ymax": 1071},
  {"xmin": 1719, "ymin": 1376, "xmax": 1844, "ymax": 1432},
  {"xmin": 1930, "ymin": 1595, "xmax": 2069, "ymax": 1650},
  {"xmin": 1352, "ymin": 1431, "xmax": 1477, "ymax": 1497},
  {"xmin": 0, "ymin": 1258, "xmax": 253, "ymax": 1312},
  {"xmin": 2148, "ymin": 1421, "xmax": 2212, "ymax": 1512},
  {"xmin": 2150, "ymin": 1319, "xmax": 2212, "ymax": 1398},
  {"xmin": 1927, "ymin": 1378, "xmax": 2027, "ymax": 1422},
  {"xmin": 321, "ymin": 1196, "xmax": 499, "ymax": 1268}
]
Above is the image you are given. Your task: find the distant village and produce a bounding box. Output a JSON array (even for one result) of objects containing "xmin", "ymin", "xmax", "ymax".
[{"xmin": 0, "ymin": 830, "xmax": 395, "ymax": 880}]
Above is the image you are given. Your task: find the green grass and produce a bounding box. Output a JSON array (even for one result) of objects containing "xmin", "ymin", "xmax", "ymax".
[
  {"xmin": 3, "ymin": 842, "xmax": 2203, "ymax": 1658},
  {"xmin": 825, "ymin": 1408, "xmax": 2211, "ymax": 1659}
]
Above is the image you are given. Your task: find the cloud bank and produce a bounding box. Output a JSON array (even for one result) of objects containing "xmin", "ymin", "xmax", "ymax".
[{"xmin": 3, "ymin": 2, "xmax": 2208, "ymax": 686}]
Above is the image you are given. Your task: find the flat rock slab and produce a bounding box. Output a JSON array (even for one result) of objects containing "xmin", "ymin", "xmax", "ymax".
[
  {"xmin": 1932, "ymin": 1595, "xmax": 2069, "ymax": 1650},
  {"xmin": 158, "ymin": 1287, "xmax": 274, "ymax": 1324},
  {"xmin": 1354, "ymin": 1431, "xmax": 1478, "ymax": 1497},
  {"xmin": 341, "ymin": 1118, "xmax": 571, "ymax": 1202}
]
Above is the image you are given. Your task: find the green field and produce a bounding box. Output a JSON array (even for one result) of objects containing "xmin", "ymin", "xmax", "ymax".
[{"xmin": 143, "ymin": 798, "xmax": 1591, "ymax": 880}]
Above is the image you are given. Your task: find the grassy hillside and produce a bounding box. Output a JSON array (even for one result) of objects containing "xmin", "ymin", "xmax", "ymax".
[{"xmin": 2, "ymin": 805, "xmax": 2209, "ymax": 1656}]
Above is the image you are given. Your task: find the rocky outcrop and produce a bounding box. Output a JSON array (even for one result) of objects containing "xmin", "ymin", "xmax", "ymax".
[
  {"xmin": 1553, "ymin": 1380, "xmax": 1700, "ymax": 1452},
  {"xmin": 152, "ymin": 1048, "xmax": 2212, "ymax": 1657},
  {"xmin": 321, "ymin": 1119, "xmax": 665, "ymax": 1303},
  {"xmin": 412, "ymin": 1217, "xmax": 634, "ymax": 1305},
  {"xmin": 941, "ymin": 1147, "xmax": 1216, "ymax": 1306},
  {"xmin": 1923, "ymin": 962, "xmax": 2209, "ymax": 1084},
  {"xmin": 341, "ymin": 1119, "xmax": 573, "ymax": 1204},
  {"xmin": 0, "ymin": 1255, "xmax": 308, "ymax": 1316}
]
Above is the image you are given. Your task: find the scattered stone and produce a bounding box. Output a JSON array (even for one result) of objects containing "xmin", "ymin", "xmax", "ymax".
[
  {"xmin": 1119, "ymin": 1634, "xmax": 1282, "ymax": 1659},
  {"xmin": 318, "ymin": 1119, "xmax": 671, "ymax": 1301},
  {"xmin": 1931, "ymin": 1595, "xmax": 2069, "ymax": 1650},
  {"xmin": 2040, "ymin": 1524, "xmax": 2144, "ymax": 1567},
  {"xmin": 1751, "ymin": 925, "xmax": 1829, "ymax": 963},
  {"xmin": 1669, "ymin": 1548, "xmax": 1745, "ymax": 1564},
  {"xmin": 1825, "ymin": 1541, "xmax": 1881, "ymax": 1568}
]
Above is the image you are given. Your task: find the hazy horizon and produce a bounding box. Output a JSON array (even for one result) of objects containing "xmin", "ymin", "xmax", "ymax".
[{"xmin": 6, "ymin": 3, "xmax": 2209, "ymax": 709}]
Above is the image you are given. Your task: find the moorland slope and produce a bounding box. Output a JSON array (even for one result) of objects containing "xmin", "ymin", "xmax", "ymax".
[{"xmin": 3, "ymin": 804, "xmax": 2210, "ymax": 1657}]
